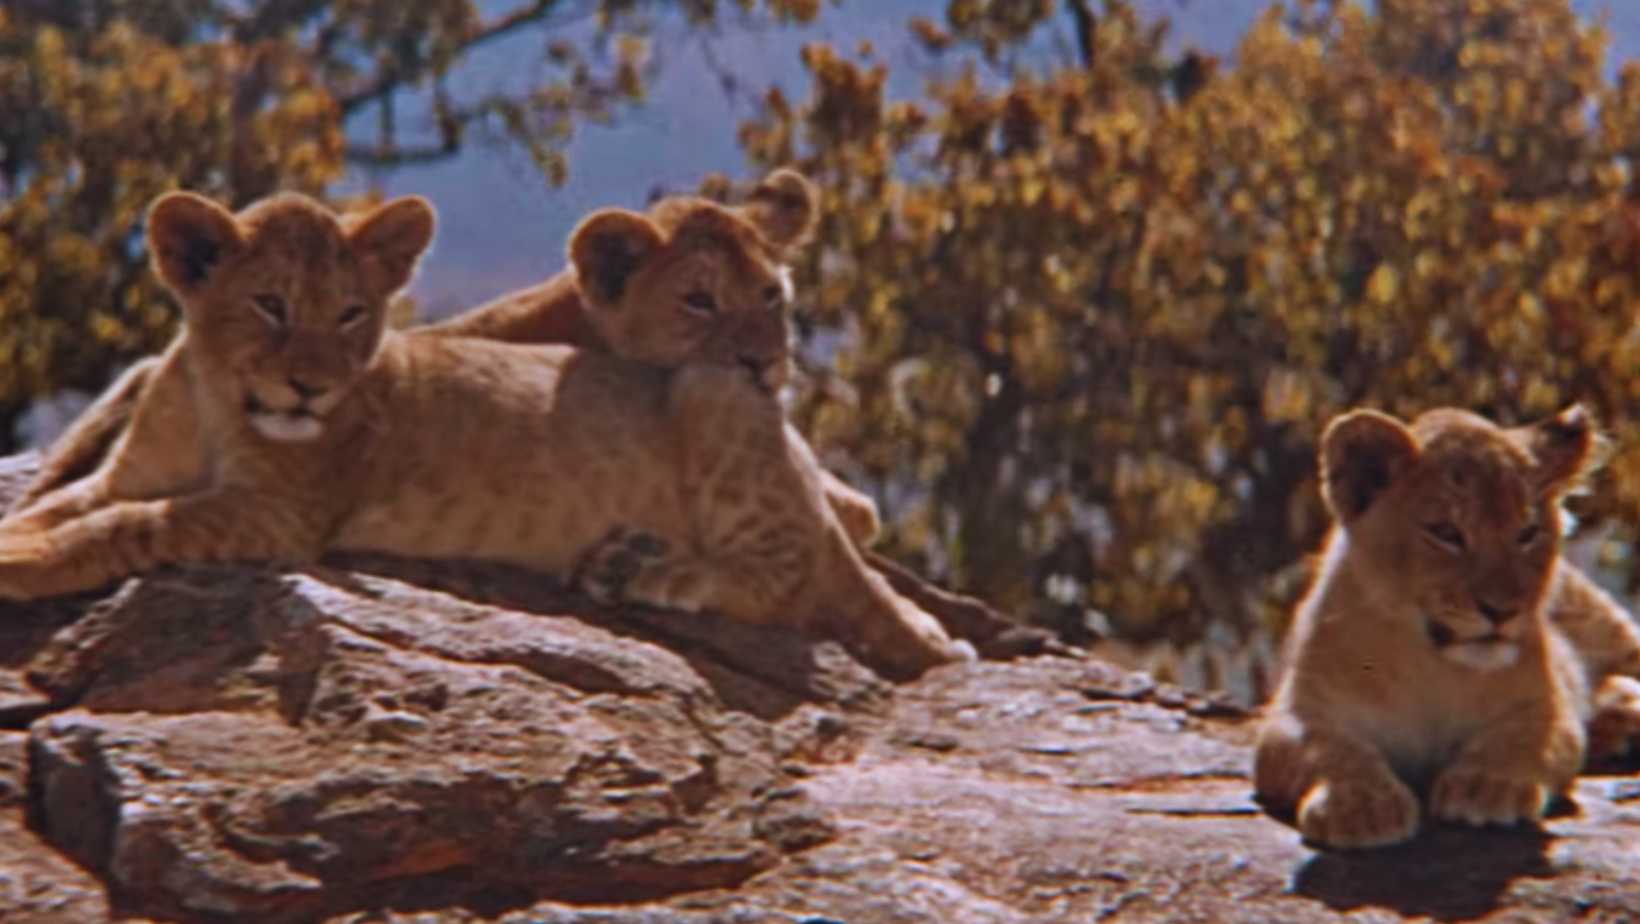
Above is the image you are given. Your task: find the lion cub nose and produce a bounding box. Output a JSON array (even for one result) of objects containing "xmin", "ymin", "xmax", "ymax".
[
  {"xmin": 1476, "ymin": 599, "xmax": 1518, "ymax": 626},
  {"xmin": 287, "ymin": 376, "xmax": 327, "ymax": 401}
]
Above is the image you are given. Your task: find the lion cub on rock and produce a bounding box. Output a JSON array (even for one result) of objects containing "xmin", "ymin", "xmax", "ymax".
[
  {"xmin": 0, "ymin": 191, "xmax": 967, "ymax": 680},
  {"xmin": 423, "ymin": 168, "xmax": 884, "ymax": 546},
  {"xmin": 1255, "ymin": 405, "xmax": 1617, "ymax": 848},
  {"xmin": 11, "ymin": 169, "xmax": 884, "ymax": 550}
]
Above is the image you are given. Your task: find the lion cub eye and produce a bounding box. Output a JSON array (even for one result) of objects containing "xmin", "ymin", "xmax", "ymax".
[
  {"xmin": 337, "ymin": 305, "xmax": 369, "ymax": 329},
  {"xmin": 1516, "ymin": 523, "xmax": 1543, "ymax": 547},
  {"xmin": 682, "ymin": 291, "xmax": 718, "ymax": 315},
  {"xmin": 1423, "ymin": 522, "xmax": 1467, "ymax": 551},
  {"xmin": 251, "ymin": 293, "xmax": 289, "ymax": 327}
]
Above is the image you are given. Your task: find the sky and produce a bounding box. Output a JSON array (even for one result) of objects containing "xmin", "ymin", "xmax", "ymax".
[{"xmin": 334, "ymin": 0, "xmax": 1640, "ymax": 319}]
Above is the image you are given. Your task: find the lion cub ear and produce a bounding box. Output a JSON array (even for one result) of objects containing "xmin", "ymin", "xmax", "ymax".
[
  {"xmin": 569, "ymin": 209, "xmax": 666, "ymax": 308},
  {"xmin": 1320, "ymin": 410, "xmax": 1420, "ymax": 522},
  {"xmin": 350, "ymin": 196, "xmax": 437, "ymax": 296},
  {"xmin": 1518, "ymin": 404, "xmax": 1600, "ymax": 496},
  {"xmin": 741, "ymin": 168, "xmax": 819, "ymax": 250},
  {"xmin": 147, "ymin": 192, "xmax": 244, "ymax": 296}
]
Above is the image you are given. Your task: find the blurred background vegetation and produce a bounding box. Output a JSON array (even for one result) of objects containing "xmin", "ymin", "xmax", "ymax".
[{"xmin": 3, "ymin": 0, "xmax": 1637, "ymax": 679}]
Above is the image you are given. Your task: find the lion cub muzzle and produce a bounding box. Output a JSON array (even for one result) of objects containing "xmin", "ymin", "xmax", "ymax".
[
  {"xmin": 242, "ymin": 368, "xmax": 352, "ymax": 443},
  {"xmin": 1425, "ymin": 571, "xmax": 1540, "ymax": 672},
  {"xmin": 242, "ymin": 383, "xmax": 323, "ymax": 442},
  {"xmin": 1425, "ymin": 614, "xmax": 1522, "ymax": 671}
]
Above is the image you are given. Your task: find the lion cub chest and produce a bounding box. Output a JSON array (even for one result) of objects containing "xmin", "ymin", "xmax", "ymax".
[
  {"xmin": 1294, "ymin": 629, "xmax": 1492, "ymax": 779},
  {"xmin": 1321, "ymin": 660, "xmax": 1523, "ymax": 784}
]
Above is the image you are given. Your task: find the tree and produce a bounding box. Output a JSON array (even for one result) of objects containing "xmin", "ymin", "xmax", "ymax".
[
  {"xmin": 743, "ymin": 0, "xmax": 1640, "ymax": 642},
  {"xmin": 7, "ymin": 0, "xmax": 1638, "ymax": 655},
  {"xmin": 0, "ymin": 0, "xmax": 823, "ymax": 449}
]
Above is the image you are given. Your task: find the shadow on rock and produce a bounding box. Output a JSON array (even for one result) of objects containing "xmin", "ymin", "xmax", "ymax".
[
  {"xmin": 1292, "ymin": 825, "xmax": 1555, "ymax": 922},
  {"xmin": 328, "ymin": 551, "xmax": 889, "ymax": 720}
]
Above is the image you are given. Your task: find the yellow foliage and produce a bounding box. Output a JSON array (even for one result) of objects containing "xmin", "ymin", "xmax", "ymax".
[
  {"xmin": 742, "ymin": 0, "xmax": 1640, "ymax": 639},
  {"xmin": 0, "ymin": 0, "xmax": 800, "ymax": 445}
]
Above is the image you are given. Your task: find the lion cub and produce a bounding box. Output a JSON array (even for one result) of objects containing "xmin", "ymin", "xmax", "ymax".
[
  {"xmin": 424, "ymin": 168, "xmax": 883, "ymax": 545},
  {"xmin": 11, "ymin": 170, "xmax": 884, "ymax": 548},
  {"xmin": 0, "ymin": 191, "xmax": 967, "ymax": 680},
  {"xmin": 1255, "ymin": 406, "xmax": 1605, "ymax": 848}
]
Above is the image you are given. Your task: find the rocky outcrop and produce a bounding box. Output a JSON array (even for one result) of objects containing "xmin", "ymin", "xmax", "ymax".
[
  {"xmin": 5, "ymin": 562, "xmax": 860, "ymax": 919},
  {"xmin": 3, "ymin": 453, "xmax": 1640, "ymax": 923}
]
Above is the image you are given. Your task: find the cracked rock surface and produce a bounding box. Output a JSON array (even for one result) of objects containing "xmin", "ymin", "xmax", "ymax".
[{"xmin": 2, "ymin": 453, "xmax": 1640, "ymax": 923}]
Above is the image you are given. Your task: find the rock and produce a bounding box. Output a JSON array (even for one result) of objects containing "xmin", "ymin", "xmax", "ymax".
[
  {"xmin": 10, "ymin": 566, "xmax": 858, "ymax": 923},
  {"xmin": 0, "ymin": 729, "xmax": 113, "ymax": 923},
  {"xmin": 318, "ymin": 660, "xmax": 1640, "ymax": 924},
  {"xmin": 3, "ymin": 453, "xmax": 1640, "ymax": 922}
]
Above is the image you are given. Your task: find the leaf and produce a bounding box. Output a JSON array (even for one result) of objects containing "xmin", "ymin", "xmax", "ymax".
[{"xmin": 1367, "ymin": 264, "xmax": 1399, "ymax": 304}]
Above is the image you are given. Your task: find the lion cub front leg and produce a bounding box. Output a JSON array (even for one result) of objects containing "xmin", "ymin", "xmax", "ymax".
[
  {"xmin": 577, "ymin": 368, "xmax": 815, "ymax": 620},
  {"xmin": 1254, "ymin": 713, "xmax": 1420, "ymax": 849},
  {"xmin": 1589, "ymin": 675, "xmax": 1640, "ymax": 764},
  {"xmin": 1429, "ymin": 704, "xmax": 1584, "ymax": 828},
  {"xmin": 781, "ymin": 423, "xmax": 880, "ymax": 546},
  {"xmin": 579, "ymin": 522, "xmax": 806, "ymax": 619},
  {"xmin": 578, "ymin": 524, "xmax": 795, "ymax": 616},
  {"xmin": 10, "ymin": 357, "xmax": 159, "ymax": 516},
  {"xmin": 0, "ymin": 487, "xmax": 325, "ymax": 600},
  {"xmin": 1549, "ymin": 564, "xmax": 1640, "ymax": 764},
  {"xmin": 579, "ymin": 365, "xmax": 963, "ymax": 678}
]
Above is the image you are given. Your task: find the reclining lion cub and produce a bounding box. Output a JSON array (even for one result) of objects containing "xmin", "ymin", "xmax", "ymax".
[
  {"xmin": 423, "ymin": 168, "xmax": 885, "ymax": 546},
  {"xmin": 0, "ymin": 191, "xmax": 968, "ymax": 680},
  {"xmin": 11, "ymin": 169, "xmax": 884, "ymax": 548},
  {"xmin": 1255, "ymin": 404, "xmax": 1640, "ymax": 848}
]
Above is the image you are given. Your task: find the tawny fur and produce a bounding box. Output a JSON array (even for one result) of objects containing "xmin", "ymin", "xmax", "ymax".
[
  {"xmin": 423, "ymin": 168, "xmax": 881, "ymax": 545},
  {"xmin": 11, "ymin": 170, "xmax": 882, "ymax": 547},
  {"xmin": 0, "ymin": 191, "xmax": 965, "ymax": 680},
  {"xmin": 1254, "ymin": 405, "xmax": 1640, "ymax": 849},
  {"xmin": 1548, "ymin": 563, "xmax": 1640, "ymax": 763}
]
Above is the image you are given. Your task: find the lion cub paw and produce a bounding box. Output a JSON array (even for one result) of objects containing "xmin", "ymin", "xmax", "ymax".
[
  {"xmin": 829, "ymin": 491, "xmax": 881, "ymax": 547},
  {"xmin": 0, "ymin": 526, "xmax": 53, "ymax": 561},
  {"xmin": 0, "ymin": 528, "xmax": 56, "ymax": 600},
  {"xmin": 1296, "ymin": 777, "xmax": 1420, "ymax": 849},
  {"xmin": 575, "ymin": 528, "xmax": 669, "ymax": 605},
  {"xmin": 1588, "ymin": 676, "xmax": 1640, "ymax": 766},
  {"xmin": 1429, "ymin": 767, "xmax": 1549, "ymax": 828}
]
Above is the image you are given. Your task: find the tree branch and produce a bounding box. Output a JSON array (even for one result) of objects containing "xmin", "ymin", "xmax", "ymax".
[
  {"xmin": 343, "ymin": 141, "xmax": 462, "ymax": 167},
  {"xmin": 1066, "ymin": 0, "xmax": 1097, "ymax": 70},
  {"xmin": 232, "ymin": 0, "xmax": 331, "ymax": 44},
  {"xmin": 335, "ymin": 0, "xmax": 564, "ymax": 115}
]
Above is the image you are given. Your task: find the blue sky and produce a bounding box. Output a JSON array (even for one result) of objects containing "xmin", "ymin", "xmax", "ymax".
[{"xmin": 336, "ymin": 1, "xmax": 1640, "ymax": 318}]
